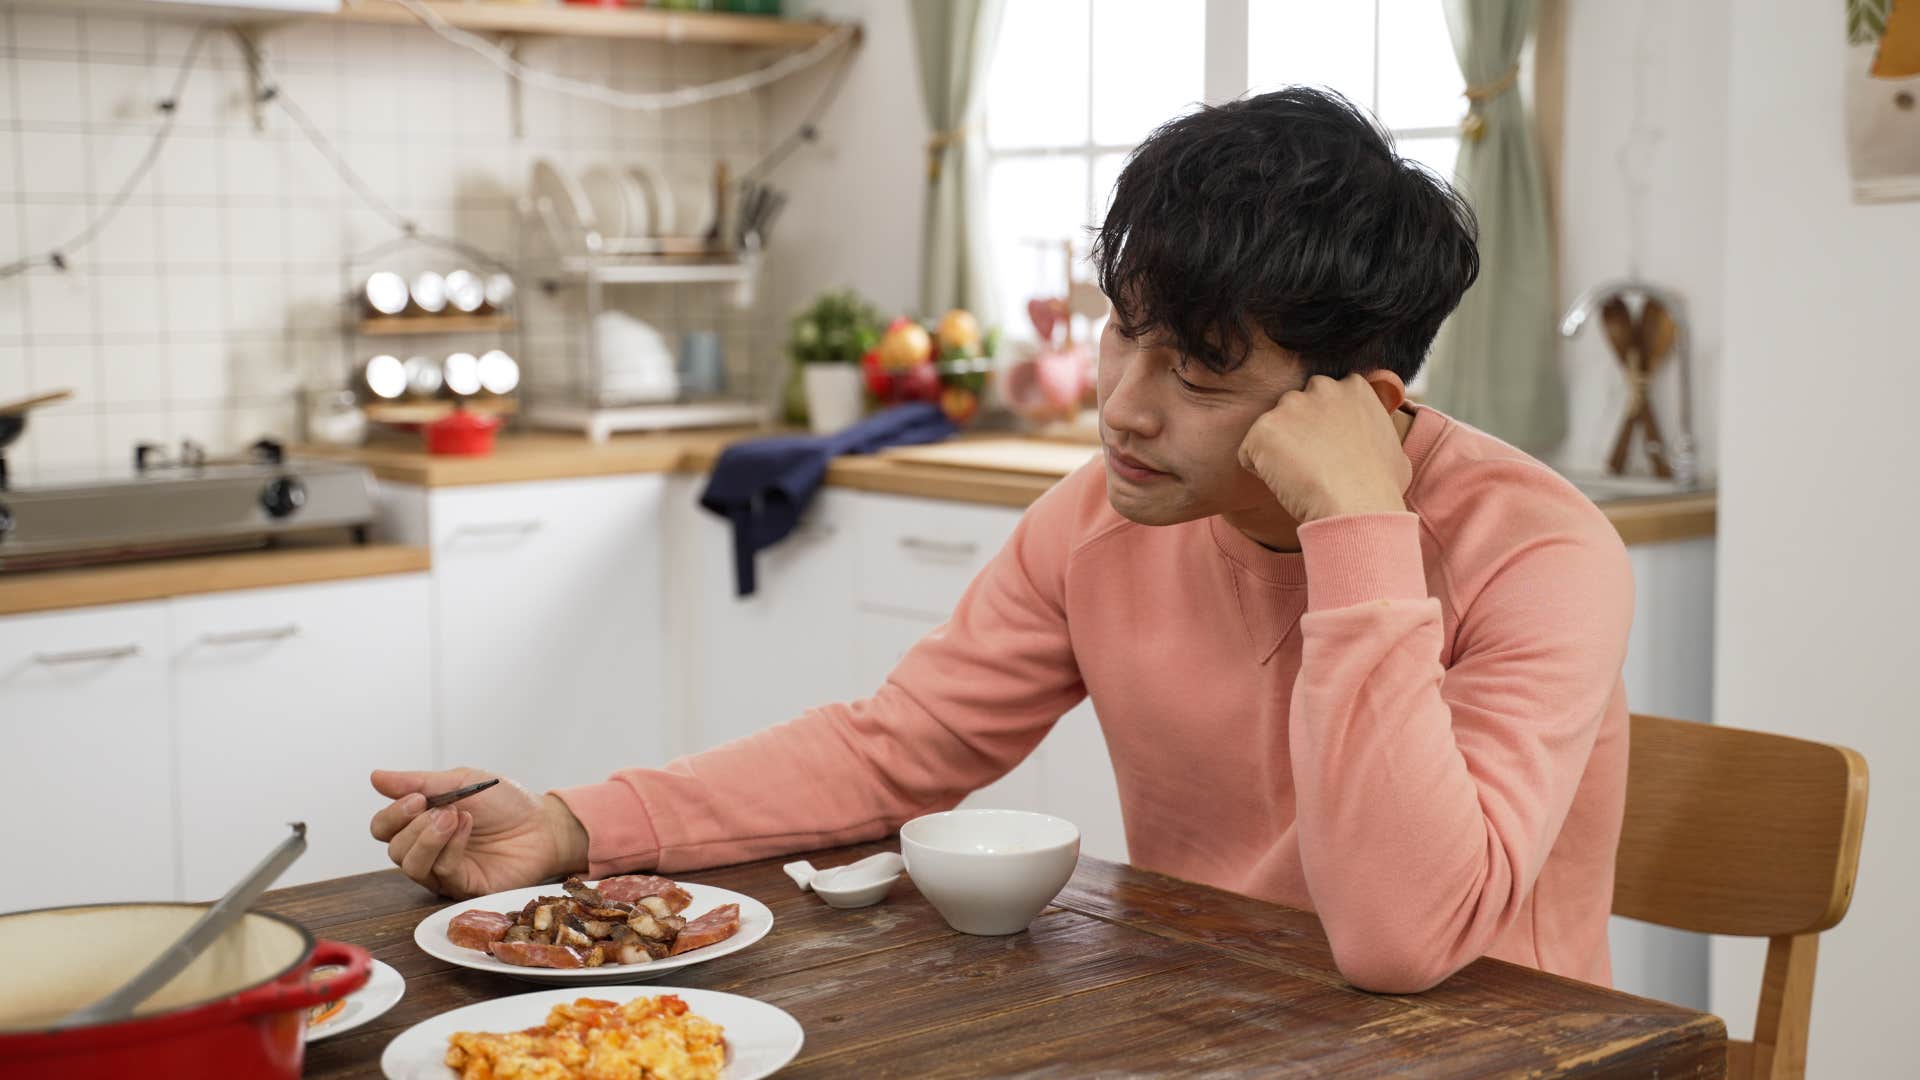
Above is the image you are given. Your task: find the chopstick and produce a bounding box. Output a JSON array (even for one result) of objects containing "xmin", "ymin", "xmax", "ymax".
[{"xmin": 425, "ymin": 778, "xmax": 500, "ymax": 809}]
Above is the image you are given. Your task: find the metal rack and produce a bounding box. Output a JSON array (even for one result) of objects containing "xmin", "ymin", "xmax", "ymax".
[{"xmin": 517, "ymin": 174, "xmax": 772, "ymax": 442}]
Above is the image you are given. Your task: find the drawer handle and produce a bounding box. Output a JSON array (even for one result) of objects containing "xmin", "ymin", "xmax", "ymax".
[
  {"xmin": 448, "ymin": 519, "xmax": 545, "ymax": 541},
  {"xmin": 899, "ymin": 536, "xmax": 979, "ymax": 559},
  {"xmin": 32, "ymin": 644, "xmax": 141, "ymax": 666},
  {"xmin": 200, "ymin": 624, "xmax": 302, "ymax": 646}
]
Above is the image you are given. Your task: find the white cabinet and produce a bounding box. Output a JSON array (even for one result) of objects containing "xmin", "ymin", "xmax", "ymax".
[
  {"xmin": 420, "ymin": 475, "xmax": 670, "ymax": 794},
  {"xmin": 682, "ymin": 486, "xmax": 863, "ymax": 752},
  {"xmin": 171, "ymin": 574, "xmax": 432, "ymax": 898},
  {"xmin": 853, "ymin": 493, "xmax": 1023, "ymax": 619},
  {"xmin": 0, "ymin": 603, "xmax": 176, "ymax": 911}
]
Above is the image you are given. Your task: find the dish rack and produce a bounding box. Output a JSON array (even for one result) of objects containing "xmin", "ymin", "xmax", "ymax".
[{"xmin": 518, "ymin": 159, "xmax": 771, "ymax": 441}]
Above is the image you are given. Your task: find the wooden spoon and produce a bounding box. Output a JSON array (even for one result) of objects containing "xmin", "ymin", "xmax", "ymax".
[
  {"xmin": 1600, "ymin": 298, "xmax": 1642, "ymax": 475},
  {"xmin": 0, "ymin": 389, "xmax": 74, "ymax": 415},
  {"xmin": 1636, "ymin": 299, "xmax": 1677, "ymax": 478}
]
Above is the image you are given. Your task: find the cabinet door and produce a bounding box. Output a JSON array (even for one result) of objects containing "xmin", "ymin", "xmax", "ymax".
[
  {"xmin": 172, "ymin": 575, "xmax": 433, "ymax": 898},
  {"xmin": 685, "ymin": 488, "xmax": 862, "ymax": 751},
  {"xmin": 852, "ymin": 607, "xmax": 1048, "ymax": 814},
  {"xmin": 853, "ymin": 493, "xmax": 1023, "ymax": 620},
  {"xmin": 0, "ymin": 603, "xmax": 175, "ymax": 911},
  {"xmin": 431, "ymin": 475, "xmax": 669, "ymax": 795}
]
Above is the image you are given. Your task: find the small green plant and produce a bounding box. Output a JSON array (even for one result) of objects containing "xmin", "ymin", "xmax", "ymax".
[{"xmin": 788, "ymin": 289, "xmax": 882, "ymax": 365}]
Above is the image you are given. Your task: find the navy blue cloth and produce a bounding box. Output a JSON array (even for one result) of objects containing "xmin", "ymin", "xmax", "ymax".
[{"xmin": 700, "ymin": 402, "xmax": 956, "ymax": 596}]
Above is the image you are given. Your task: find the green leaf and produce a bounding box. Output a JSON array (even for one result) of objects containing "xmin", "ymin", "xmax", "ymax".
[{"xmin": 1849, "ymin": 0, "xmax": 1892, "ymax": 45}]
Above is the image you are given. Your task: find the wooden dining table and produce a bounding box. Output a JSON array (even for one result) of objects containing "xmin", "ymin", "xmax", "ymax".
[{"xmin": 270, "ymin": 840, "xmax": 1726, "ymax": 1078}]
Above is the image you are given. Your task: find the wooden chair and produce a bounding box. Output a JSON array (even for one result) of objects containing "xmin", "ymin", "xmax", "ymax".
[{"xmin": 1613, "ymin": 713, "xmax": 1869, "ymax": 1080}]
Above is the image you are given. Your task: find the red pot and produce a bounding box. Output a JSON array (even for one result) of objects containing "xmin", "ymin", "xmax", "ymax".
[
  {"xmin": 425, "ymin": 408, "xmax": 503, "ymax": 456},
  {"xmin": 0, "ymin": 903, "xmax": 370, "ymax": 1080}
]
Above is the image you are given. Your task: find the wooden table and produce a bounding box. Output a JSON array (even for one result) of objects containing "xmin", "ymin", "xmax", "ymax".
[{"xmin": 269, "ymin": 841, "xmax": 1726, "ymax": 1078}]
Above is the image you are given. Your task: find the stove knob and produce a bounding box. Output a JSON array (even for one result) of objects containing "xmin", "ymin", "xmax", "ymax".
[{"xmin": 260, "ymin": 476, "xmax": 307, "ymax": 519}]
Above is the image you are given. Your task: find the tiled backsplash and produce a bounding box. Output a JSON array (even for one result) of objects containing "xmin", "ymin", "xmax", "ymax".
[{"xmin": 0, "ymin": 1, "xmax": 772, "ymax": 478}]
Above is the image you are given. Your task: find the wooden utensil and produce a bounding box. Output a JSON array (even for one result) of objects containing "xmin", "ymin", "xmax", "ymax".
[
  {"xmin": 1599, "ymin": 298, "xmax": 1674, "ymax": 478},
  {"xmin": 0, "ymin": 389, "xmax": 74, "ymax": 415}
]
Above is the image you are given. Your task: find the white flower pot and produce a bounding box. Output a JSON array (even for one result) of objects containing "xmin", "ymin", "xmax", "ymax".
[{"xmin": 802, "ymin": 363, "xmax": 865, "ymax": 434}]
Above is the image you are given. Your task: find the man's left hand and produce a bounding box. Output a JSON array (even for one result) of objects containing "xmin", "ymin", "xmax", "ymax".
[{"xmin": 1237, "ymin": 374, "xmax": 1411, "ymax": 525}]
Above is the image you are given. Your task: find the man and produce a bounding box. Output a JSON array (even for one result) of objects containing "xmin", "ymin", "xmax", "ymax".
[{"xmin": 370, "ymin": 88, "xmax": 1632, "ymax": 995}]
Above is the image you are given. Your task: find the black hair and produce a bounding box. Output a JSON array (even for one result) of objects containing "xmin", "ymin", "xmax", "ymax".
[{"xmin": 1091, "ymin": 86, "xmax": 1479, "ymax": 382}]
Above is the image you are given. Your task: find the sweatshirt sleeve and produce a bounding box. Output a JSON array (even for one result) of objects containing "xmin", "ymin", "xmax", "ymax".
[
  {"xmin": 552, "ymin": 473, "xmax": 1092, "ymax": 876},
  {"xmin": 1287, "ymin": 510, "xmax": 1633, "ymax": 994}
]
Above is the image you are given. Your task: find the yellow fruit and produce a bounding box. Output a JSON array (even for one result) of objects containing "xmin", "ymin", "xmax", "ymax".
[
  {"xmin": 877, "ymin": 320, "xmax": 933, "ymax": 371},
  {"xmin": 936, "ymin": 309, "xmax": 982, "ymax": 355}
]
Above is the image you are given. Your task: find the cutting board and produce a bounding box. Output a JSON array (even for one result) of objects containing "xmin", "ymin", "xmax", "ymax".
[{"xmin": 880, "ymin": 438, "xmax": 1100, "ymax": 477}]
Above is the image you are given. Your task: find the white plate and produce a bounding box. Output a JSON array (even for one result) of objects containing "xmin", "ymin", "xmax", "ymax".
[
  {"xmin": 414, "ymin": 880, "xmax": 773, "ymax": 986},
  {"xmin": 379, "ymin": 986, "xmax": 803, "ymax": 1080},
  {"xmin": 628, "ymin": 164, "xmax": 672, "ymax": 239},
  {"xmin": 306, "ymin": 958, "xmax": 406, "ymax": 1043},
  {"xmin": 580, "ymin": 164, "xmax": 633, "ymax": 243},
  {"xmin": 529, "ymin": 159, "xmax": 596, "ymax": 252}
]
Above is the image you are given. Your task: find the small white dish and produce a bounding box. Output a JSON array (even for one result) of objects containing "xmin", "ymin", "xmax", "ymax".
[
  {"xmin": 901, "ymin": 809, "xmax": 1080, "ymax": 936},
  {"xmin": 305, "ymin": 958, "xmax": 405, "ymax": 1043},
  {"xmin": 414, "ymin": 880, "xmax": 772, "ymax": 986},
  {"xmin": 783, "ymin": 852, "xmax": 904, "ymax": 909},
  {"xmin": 378, "ymin": 985, "xmax": 802, "ymax": 1080}
]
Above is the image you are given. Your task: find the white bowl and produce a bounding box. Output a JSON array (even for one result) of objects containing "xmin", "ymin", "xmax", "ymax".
[{"xmin": 900, "ymin": 809, "xmax": 1080, "ymax": 935}]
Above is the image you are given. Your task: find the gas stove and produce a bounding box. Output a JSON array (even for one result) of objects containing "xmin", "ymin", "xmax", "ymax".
[{"xmin": 0, "ymin": 439, "xmax": 377, "ymax": 571}]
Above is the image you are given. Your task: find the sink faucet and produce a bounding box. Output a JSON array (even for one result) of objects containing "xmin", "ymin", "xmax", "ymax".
[{"xmin": 1559, "ymin": 280, "xmax": 1701, "ymax": 490}]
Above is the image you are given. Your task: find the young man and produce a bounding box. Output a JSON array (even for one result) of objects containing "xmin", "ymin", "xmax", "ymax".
[{"xmin": 370, "ymin": 88, "xmax": 1632, "ymax": 994}]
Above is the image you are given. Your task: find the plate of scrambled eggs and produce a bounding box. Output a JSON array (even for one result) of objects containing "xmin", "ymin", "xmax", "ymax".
[{"xmin": 378, "ymin": 987, "xmax": 804, "ymax": 1080}]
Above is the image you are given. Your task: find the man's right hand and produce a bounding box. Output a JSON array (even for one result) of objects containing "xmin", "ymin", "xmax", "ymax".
[{"xmin": 369, "ymin": 767, "xmax": 589, "ymax": 898}]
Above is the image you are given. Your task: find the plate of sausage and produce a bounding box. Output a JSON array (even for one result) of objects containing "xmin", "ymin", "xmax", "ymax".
[{"xmin": 414, "ymin": 874, "xmax": 773, "ymax": 986}]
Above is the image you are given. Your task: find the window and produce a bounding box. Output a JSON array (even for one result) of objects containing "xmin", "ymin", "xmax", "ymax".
[{"xmin": 983, "ymin": 0, "xmax": 1464, "ymax": 341}]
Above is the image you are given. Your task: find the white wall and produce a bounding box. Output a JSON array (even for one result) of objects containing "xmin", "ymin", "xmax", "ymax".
[
  {"xmin": 1710, "ymin": 2, "xmax": 1920, "ymax": 1075},
  {"xmin": 1555, "ymin": 0, "xmax": 1727, "ymax": 478},
  {"xmin": 762, "ymin": 0, "xmax": 922, "ymax": 324}
]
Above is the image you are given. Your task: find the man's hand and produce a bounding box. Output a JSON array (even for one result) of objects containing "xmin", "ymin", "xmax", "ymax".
[
  {"xmin": 1237, "ymin": 374, "xmax": 1411, "ymax": 525},
  {"xmin": 369, "ymin": 767, "xmax": 589, "ymax": 898}
]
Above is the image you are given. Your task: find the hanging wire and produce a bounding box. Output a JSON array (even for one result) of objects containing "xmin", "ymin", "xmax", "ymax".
[
  {"xmin": 386, "ymin": 0, "xmax": 856, "ymax": 113},
  {"xmin": 0, "ymin": 24, "xmax": 213, "ymax": 279}
]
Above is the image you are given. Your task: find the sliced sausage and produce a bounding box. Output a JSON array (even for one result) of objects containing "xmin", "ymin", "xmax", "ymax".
[
  {"xmin": 447, "ymin": 910, "xmax": 516, "ymax": 952},
  {"xmin": 667, "ymin": 904, "xmax": 740, "ymax": 957},
  {"xmin": 488, "ymin": 940, "xmax": 585, "ymax": 969}
]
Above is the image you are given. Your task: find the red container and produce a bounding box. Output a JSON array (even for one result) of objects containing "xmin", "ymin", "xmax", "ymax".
[
  {"xmin": 0, "ymin": 904, "xmax": 370, "ymax": 1080},
  {"xmin": 425, "ymin": 408, "xmax": 503, "ymax": 456}
]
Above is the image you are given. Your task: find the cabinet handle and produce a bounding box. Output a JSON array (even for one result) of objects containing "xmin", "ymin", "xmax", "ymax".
[
  {"xmin": 447, "ymin": 519, "xmax": 544, "ymax": 542},
  {"xmin": 200, "ymin": 624, "xmax": 302, "ymax": 646},
  {"xmin": 899, "ymin": 536, "xmax": 978, "ymax": 559},
  {"xmin": 32, "ymin": 644, "xmax": 141, "ymax": 666}
]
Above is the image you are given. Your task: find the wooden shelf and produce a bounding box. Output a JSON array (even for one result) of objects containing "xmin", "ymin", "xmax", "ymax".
[
  {"xmin": 364, "ymin": 398, "xmax": 519, "ymax": 425},
  {"xmin": 357, "ymin": 314, "xmax": 516, "ymax": 337},
  {"xmin": 329, "ymin": 1, "xmax": 855, "ymax": 48}
]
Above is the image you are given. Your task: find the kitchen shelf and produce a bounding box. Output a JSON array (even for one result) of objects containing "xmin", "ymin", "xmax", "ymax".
[
  {"xmin": 556, "ymin": 255, "xmax": 754, "ymax": 285},
  {"xmin": 327, "ymin": 1, "xmax": 855, "ymax": 48},
  {"xmin": 364, "ymin": 398, "xmax": 518, "ymax": 425},
  {"xmin": 358, "ymin": 314, "xmax": 516, "ymax": 337}
]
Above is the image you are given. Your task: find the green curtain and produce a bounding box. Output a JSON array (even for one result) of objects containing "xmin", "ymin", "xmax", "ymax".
[
  {"xmin": 1423, "ymin": 0, "xmax": 1566, "ymax": 454},
  {"xmin": 908, "ymin": 0, "xmax": 1005, "ymax": 321}
]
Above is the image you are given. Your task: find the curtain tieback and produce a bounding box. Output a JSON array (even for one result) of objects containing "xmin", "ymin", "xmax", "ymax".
[
  {"xmin": 1460, "ymin": 62, "xmax": 1521, "ymax": 142},
  {"xmin": 925, "ymin": 125, "xmax": 970, "ymax": 183}
]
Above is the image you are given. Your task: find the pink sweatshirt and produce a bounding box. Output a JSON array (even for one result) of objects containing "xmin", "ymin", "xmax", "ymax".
[{"xmin": 556, "ymin": 406, "xmax": 1633, "ymax": 993}]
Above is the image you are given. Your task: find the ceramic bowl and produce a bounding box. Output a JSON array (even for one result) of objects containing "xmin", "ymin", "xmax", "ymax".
[{"xmin": 900, "ymin": 809, "xmax": 1080, "ymax": 935}]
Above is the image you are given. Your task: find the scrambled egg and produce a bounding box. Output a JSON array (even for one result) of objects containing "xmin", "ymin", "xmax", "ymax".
[{"xmin": 446, "ymin": 995, "xmax": 727, "ymax": 1080}]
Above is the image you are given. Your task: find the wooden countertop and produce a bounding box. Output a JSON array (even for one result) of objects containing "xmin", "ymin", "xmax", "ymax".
[
  {"xmin": 273, "ymin": 844, "xmax": 1725, "ymax": 1078},
  {"xmin": 0, "ymin": 544, "xmax": 431, "ymax": 617},
  {"xmin": 302, "ymin": 431, "xmax": 1717, "ymax": 546}
]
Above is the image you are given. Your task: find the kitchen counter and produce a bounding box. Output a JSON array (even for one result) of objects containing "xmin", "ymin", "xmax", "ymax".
[
  {"xmin": 300, "ymin": 431, "xmax": 1717, "ymax": 546},
  {"xmin": 0, "ymin": 543, "xmax": 431, "ymax": 616}
]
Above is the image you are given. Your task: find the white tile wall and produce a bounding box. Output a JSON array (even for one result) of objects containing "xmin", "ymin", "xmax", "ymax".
[{"xmin": 1, "ymin": 1, "xmax": 776, "ymax": 478}]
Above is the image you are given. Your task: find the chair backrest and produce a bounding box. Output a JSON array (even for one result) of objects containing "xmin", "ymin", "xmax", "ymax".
[
  {"xmin": 1614, "ymin": 713, "xmax": 1867, "ymax": 936},
  {"xmin": 1613, "ymin": 713, "xmax": 1869, "ymax": 1080}
]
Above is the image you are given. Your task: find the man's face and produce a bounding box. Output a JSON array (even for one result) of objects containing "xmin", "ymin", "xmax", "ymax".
[{"xmin": 1095, "ymin": 318, "xmax": 1305, "ymax": 525}]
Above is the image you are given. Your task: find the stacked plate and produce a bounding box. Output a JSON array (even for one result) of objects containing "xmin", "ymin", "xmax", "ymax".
[{"xmin": 531, "ymin": 159, "xmax": 714, "ymax": 254}]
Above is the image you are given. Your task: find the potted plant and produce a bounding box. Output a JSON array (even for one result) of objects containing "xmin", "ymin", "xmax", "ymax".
[{"xmin": 789, "ymin": 290, "xmax": 881, "ymax": 433}]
